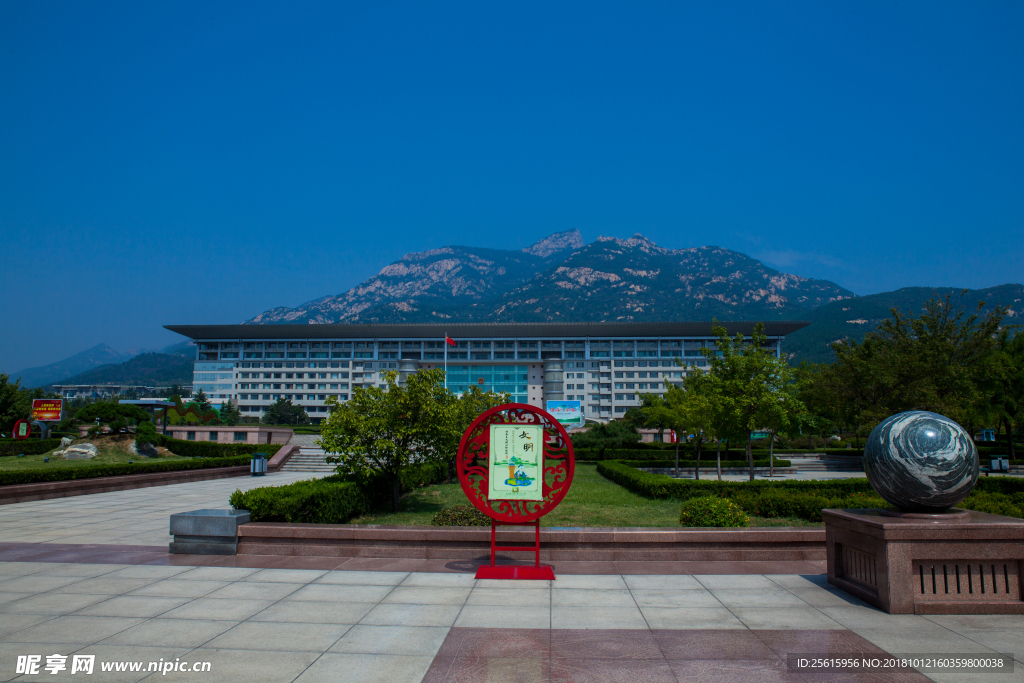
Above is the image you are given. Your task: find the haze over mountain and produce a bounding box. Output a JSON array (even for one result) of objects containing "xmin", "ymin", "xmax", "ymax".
[
  {"xmin": 9, "ymin": 341, "xmax": 194, "ymax": 389},
  {"xmin": 248, "ymin": 231, "xmax": 854, "ymax": 325}
]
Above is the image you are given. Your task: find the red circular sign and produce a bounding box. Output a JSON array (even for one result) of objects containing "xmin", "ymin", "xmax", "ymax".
[
  {"xmin": 12, "ymin": 420, "xmax": 31, "ymax": 440},
  {"xmin": 456, "ymin": 403, "xmax": 575, "ymax": 523}
]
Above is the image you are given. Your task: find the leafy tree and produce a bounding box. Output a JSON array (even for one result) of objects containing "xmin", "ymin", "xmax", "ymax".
[
  {"xmin": 75, "ymin": 402, "xmax": 152, "ymax": 435},
  {"xmin": 219, "ymin": 398, "xmax": 241, "ymax": 426},
  {"xmin": 192, "ymin": 389, "xmax": 211, "ymax": 412},
  {"xmin": 261, "ymin": 397, "xmax": 308, "ymax": 425},
  {"xmin": 0, "ymin": 374, "xmax": 28, "ymax": 435},
  {"xmin": 704, "ymin": 321, "xmax": 796, "ymax": 481},
  {"xmin": 424, "ymin": 384, "xmax": 510, "ymax": 482},
  {"xmin": 571, "ymin": 418, "xmax": 641, "ymax": 459},
  {"xmin": 319, "ymin": 368, "xmax": 451, "ymax": 511},
  {"xmin": 990, "ymin": 330, "xmax": 1024, "ymax": 458}
]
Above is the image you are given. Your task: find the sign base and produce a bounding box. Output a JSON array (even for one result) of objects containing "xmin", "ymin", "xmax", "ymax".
[{"xmin": 475, "ymin": 565, "xmax": 555, "ymax": 580}]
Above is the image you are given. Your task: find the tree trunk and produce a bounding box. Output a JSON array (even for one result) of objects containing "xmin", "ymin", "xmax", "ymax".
[
  {"xmin": 694, "ymin": 433, "xmax": 702, "ymax": 481},
  {"xmin": 1005, "ymin": 417, "xmax": 1016, "ymax": 460},
  {"xmin": 716, "ymin": 439, "xmax": 722, "ymax": 481},
  {"xmin": 746, "ymin": 437, "xmax": 754, "ymax": 481},
  {"xmin": 391, "ymin": 477, "xmax": 402, "ymax": 512},
  {"xmin": 769, "ymin": 429, "xmax": 775, "ymax": 477}
]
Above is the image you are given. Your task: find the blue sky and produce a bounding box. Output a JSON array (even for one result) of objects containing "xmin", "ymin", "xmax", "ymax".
[{"xmin": 2, "ymin": 1, "xmax": 1022, "ymax": 373}]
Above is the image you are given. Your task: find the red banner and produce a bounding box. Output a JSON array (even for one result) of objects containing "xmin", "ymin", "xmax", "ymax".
[{"xmin": 31, "ymin": 399, "xmax": 63, "ymax": 422}]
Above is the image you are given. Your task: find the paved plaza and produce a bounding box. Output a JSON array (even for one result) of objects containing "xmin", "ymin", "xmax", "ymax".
[{"xmin": 0, "ymin": 475, "xmax": 1022, "ymax": 682}]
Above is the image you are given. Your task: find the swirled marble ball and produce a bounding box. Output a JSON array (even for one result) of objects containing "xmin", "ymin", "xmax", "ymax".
[{"xmin": 864, "ymin": 411, "xmax": 978, "ymax": 512}]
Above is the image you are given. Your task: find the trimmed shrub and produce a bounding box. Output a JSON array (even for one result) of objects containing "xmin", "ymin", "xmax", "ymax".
[
  {"xmin": 0, "ymin": 455, "xmax": 253, "ymax": 487},
  {"xmin": 0, "ymin": 439, "xmax": 63, "ymax": 457},
  {"xmin": 679, "ymin": 497, "xmax": 749, "ymax": 527},
  {"xmin": 959, "ymin": 491, "xmax": 1024, "ymax": 519},
  {"xmin": 230, "ymin": 478, "xmax": 367, "ymax": 524},
  {"xmin": 627, "ymin": 459, "xmax": 792, "ymax": 469},
  {"xmin": 340, "ymin": 462, "xmax": 450, "ymax": 510},
  {"xmin": 431, "ymin": 505, "xmax": 491, "ymax": 526},
  {"xmin": 153, "ymin": 435, "xmax": 282, "ymax": 459}
]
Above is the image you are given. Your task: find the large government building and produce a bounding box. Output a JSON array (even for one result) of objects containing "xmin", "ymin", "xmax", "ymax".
[{"xmin": 165, "ymin": 322, "xmax": 809, "ymax": 422}]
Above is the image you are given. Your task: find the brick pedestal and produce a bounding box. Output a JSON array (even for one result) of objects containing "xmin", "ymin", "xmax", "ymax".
[{"xmin": 824, "ymin": 508, "xmax": 1024, "ymax": 614}]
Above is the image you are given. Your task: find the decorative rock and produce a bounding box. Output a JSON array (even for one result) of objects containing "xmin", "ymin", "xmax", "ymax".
[
  {"xmin": 61, "ymin": 443, "xmax": 98, "ymax": 460},
  {"xmin": 864, "ymin": 411, "xmax": 978, "ymax": 512},
  {"xmin": 59, "ymin": 436, "xmax": 74, "ymax": 449},
  {"xmin": 129, "ymin": 441, "xmax": 159, "ymax": 457}
]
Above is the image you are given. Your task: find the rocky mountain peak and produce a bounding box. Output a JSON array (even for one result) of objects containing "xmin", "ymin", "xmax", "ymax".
[{"xmin": 521, "ymin": 229, "xmax": 584, "ymax": 258}]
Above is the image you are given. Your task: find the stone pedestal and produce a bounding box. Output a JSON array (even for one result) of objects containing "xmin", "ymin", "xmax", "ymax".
[
  {"xmin": 824, "ymin": 508, "xmax": 1024, "ymax": 614},
  {"xmin": 169, "ymin": 509, "xmax": 250, "ymax": 555}
]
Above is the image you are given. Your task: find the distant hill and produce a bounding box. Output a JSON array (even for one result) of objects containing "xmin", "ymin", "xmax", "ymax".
[
  {"xmin": 55, "ymin": 352, "xmax": 195, "ymax": 388},
  {"xmin": 782, "ymin": 284, "xmax": 1024, "ymax": 364},
  {"xmin": 11, "ymin": 343, "xmax": 136, "ymax": 388},
  {"xmin": 247, "ymin": 231, "xmax": 853, "ymax": 325}
]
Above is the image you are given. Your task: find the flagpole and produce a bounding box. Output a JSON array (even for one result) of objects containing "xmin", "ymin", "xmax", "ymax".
[{"xmin": 444, "ymin": 334, "xmax": 447, "ymax": 390}]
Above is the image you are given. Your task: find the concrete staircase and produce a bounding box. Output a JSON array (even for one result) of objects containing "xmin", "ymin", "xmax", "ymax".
[
  {"xmin": 785, "ymin": 454, "xmax": 864, "ymax": 473},
  {"xmin": 280, "ymin": 445, "xmax": 337, "ymax": 473}
]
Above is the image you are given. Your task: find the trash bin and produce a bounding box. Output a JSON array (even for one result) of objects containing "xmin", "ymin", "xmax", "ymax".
[{"xmin": 250, "ymin": 453, "xmax": 268, "ymax": 476}]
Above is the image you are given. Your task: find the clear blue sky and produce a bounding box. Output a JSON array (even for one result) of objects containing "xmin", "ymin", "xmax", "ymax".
[{"xmin": 2, "ymin": 1, "xmax": 1022, "ymax": 373}]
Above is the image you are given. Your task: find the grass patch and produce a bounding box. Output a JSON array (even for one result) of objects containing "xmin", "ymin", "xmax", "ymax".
[{"xmin": 0, "ymin": 435, "xmax": 187, "ymax": 471}]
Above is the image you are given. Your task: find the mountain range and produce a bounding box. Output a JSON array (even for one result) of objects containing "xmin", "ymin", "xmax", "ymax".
[{"xmin": 8, "ymin": 341, "xmax": 194, "ymax": 390}]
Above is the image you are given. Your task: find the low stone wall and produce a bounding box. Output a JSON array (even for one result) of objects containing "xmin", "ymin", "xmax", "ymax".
[
  {"xmin": 236, "ymin": 524, "xmax": 826, "ymax": 562},
  {"xmin": 0, "ymin": 467, "xmax": 250, "ymax": 505}
]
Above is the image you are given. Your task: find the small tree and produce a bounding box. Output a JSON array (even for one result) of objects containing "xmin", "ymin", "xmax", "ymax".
[
  {"xmin": 319, "ymin": 369, "xmax": 450, "ymax": 512},
  {"xmin": 571, "ymin": 419, "xmax": 641, "ymax": 459},
  {"xmin": 75, "ymin": 402, "xmax": 152, "ymax": 435},
  {"xmin": 424, "ymin": 384, "xmax": 510, "ymax": 482},
  {"xmin": 219, "ymin": 398, "xmax": 241, "ymax": 426},
  {"xmin": 262, "ymin": 397, "xmax": 308, "ymax": 425},
  {"xmin": 192, "ymin": 389, "xmax": 212, "ymax": 412}
]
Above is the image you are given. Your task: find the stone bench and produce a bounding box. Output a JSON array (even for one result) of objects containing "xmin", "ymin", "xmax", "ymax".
[{"xmin": 169, "ymin": 509, "xmax": 250, "ymax": 555}]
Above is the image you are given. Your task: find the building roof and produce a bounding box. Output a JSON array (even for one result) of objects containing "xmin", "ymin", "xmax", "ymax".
[{"xmin": 165, "ymin": 321, "xmax": 810, "ymax": 340}]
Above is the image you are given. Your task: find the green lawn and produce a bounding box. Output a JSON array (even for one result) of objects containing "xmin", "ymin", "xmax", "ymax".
[
  {"xmin": 348, "ymin": 463, "xmax": 822, "ymax": 527},
  {"xmin": 0, "ymin": 435, "xmax": 187, "ymax": 471}
]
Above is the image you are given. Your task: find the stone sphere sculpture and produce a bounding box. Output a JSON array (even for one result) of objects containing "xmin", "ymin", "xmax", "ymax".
[{"xmin": 864, "ymin": 411, "xmax": 978, "ymax": 512}]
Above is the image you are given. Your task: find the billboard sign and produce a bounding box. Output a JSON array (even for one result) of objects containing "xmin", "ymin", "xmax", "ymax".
[
  {"xmin": 545, "ymin": 400, "xmax": 584, "ymax": 427},
  {"xmin": 31, "ymin": 399, "xmax": 64, "ymax": 422}
]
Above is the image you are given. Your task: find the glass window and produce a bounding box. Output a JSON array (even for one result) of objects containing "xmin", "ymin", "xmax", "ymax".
[
  {"xmin": 187, "ymin": 431, "xmax": 195, "ymax": 441},
  {"xmin": 209, "ymin": 431, "xmax": 218, "ymax": 441}
]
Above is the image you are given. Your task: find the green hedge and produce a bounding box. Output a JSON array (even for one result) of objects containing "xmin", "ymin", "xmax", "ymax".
[
  {"xmin": 598, "ymin": 460, "xmax": 1024, "ymax": 522},
  {"xmin": 0, "ymin": 455, "xmax": 254, "ymax": 487},
  {"xmin": 154, "ymin": 435, "xmax": 283, "ymax": 459},
  {"xmin": 0, "ymin": 439, "xmax": 64, "ymax": 457},
  {"xmin": 230, "ymin": 461, "xmax": 450, "ymax": 525},
  {"xmin": 229, "ymin": 478, "xmax": 367, "ymax": 524},
  {"xmin": 629, "ymin": 459, "xmax": 792, "ymax": 469},
  {"xmin": 679, "ymin": 497, "xmax": 750, "ymax": 527}
]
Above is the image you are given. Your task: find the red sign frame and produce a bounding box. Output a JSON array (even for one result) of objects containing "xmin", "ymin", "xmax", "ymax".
[
  {"xmin": 455, "ymin": 403, "xmax": 576, "ymax": 579},
  {"xmin": 12, "ymin": 420, "xmax": 31, "ymax": 440}
]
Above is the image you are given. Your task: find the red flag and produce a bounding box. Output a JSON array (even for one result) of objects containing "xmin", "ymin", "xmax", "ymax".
[{"xmin": 445, "ymin": 336, "xmax": 456, "ymax": 346}]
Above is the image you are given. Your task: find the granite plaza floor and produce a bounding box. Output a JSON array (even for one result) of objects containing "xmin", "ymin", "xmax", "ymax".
[{"xmin": 1, "ymin": 474, "xmax": 1022, "ymax": 682}]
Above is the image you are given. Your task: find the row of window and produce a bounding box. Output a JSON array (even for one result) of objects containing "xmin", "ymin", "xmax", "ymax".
[{"xmin": 239, "ymin": 372, "xmax": 354, "ymax": 380}]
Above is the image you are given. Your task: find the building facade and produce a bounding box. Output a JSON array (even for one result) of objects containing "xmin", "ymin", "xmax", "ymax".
[{"xmin": 165, "ymin": 322, "xmax": 809, "ymax": 422}]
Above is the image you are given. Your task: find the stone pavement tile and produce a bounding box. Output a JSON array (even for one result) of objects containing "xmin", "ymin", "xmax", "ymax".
[
  {"xmin": 667, "ymin": 659, "xmax": 808, "ymax": 683},
  {"xmin": 0, "ymin": 591, "xmax": 35, "ymax": 606},
  {"xmin": 383, "ymin": 587, "xmax": 471, "ymax": 605},
  {"xmin": 552, "ymin": 656, "xmax": 676, "ymax": 683},
  {"xmin": 614, "ymin": 561, "xmax": 691, "ymax": 575},
  {"xmin": 695, "ymin": 575, "xmax": 779, "ymax": 590},
  {"xmin": 766, "ymin": 574, "xmax": 832, "ymax": 590},
  {"xmin": 360, "ymin": 603, "xmax": 463, "ymax": 627},
  {"xmin": 39, "ymin": 645, "xmax": 196, "ymax": 683},
  {"xmin": 787, "ymin": 587, "xmax": 873, "ymax": 609},
  {"xmin": 54, "ymin": 577, "xmax": 158, "ymax": 594},
  {"xmin": 337, "ymin": 558, "xmax": 427, "ymax": 573},
  {"xmin": 0, "ymin": 643, "xmax": 90, "ymax": 683},
  {"xmin": 330, "ymin": 625, "xmax": 449, "ymax": 656},
  {"xmin": 101, "ymin": 618, "xmax": 238, "ymax": 648},
  {"xmin": 623, "ymin": 574, "xmax": 703, "ymax": 590},
  {"xmin": 454, "ymin": 605, "xmax": 550, "ymax": 629},
  {"xmin": 816, "ymin": 606, "xmax": 932, "ymax": 630},
  {"xmin": 239, "ymin": 568, "xmax": 328, "ymax": 583},
  {"xmin": 436, "ymin": 627, "xmax": 550, "ymax": 659},
  {"xmin": 159, "ymin": 598, "xmax": 277, "ymax": 621},
  {"xmin": 552, "ymin": 574, "xmax": 628, "ymax": 590},
  {"xmin": 551, "ymin": 588, "xmax": 636, "ymax": 607},
  {"xmin": 551, "ymin": 628, "xmax": 663, "ymax": 660},
  {"xmin": 711, "ymin": 588, "xmax": 813, "ymax": 608},
  {"xmin": 204, "ymin": 621, "xmax": 351, "ymax": 652},
  {"xmin": 427, "ymin": 656, "xmax": 549, "ymax": 683},
  {"xmin": 731, "ymin": 606, "xmax": 845, "ymax": 630},
  {"xmin": 270, "ymin": 556, "xmax": 351, "ymax": 571},
  {"xmin": 202, "ymin": 555, "xmax": 285, "ymax": 569},
  {"xmin": 287, "ymin": 583, "xmax": 394, "ymax": 603},
  {"xmin": 129, "ymin": 579, "xmax": 230, "ymax": 598},
  {"xmin": 203, "ymin": 581, "xmax": 305, "ymax": 601},
  {"xmin": 0, "ymin": 575, "xmax": 88, "ymax": 592},
  {"xmin": 0, "ymin": 561, "xmax": 62, "ymax": 576},
  {"xmin": 294, "ymin": 653, "xmax": 435, "ymax": 683},
  {"xmin": 640, "ymin": 607, "xmax": 746, "ymax": 630},
  {"xmin": 653, "ymin": 629, "xmax": 778, "ymax": 660},
  {"xmin": 854, "ymin": 626, "xmax": 1001, "ymax": 655},
  {"xmin": 551, "ymin": 606, "xmax": 647, "ymax": 630},
  {"xmin": 924, "ymin": 671, "xmax": 1023, "ymax": 683},
  {"xmin": 551, "ymin": 561, "xmax": 621, "ymax": 575},
  {"xmin": 174, "ymin": 566, "xmax": 261, "ymax": 581},
  {"xmin": 630, "ymin": 589, "xmax": 722, "ymax": 608},
  {"xmin": 466, "ymin": 588, "xmax": 550, "ymax": 606},
  {"xmin": 4, "ymin": 615, "xmax": 146, "ymax": 644},
  {"xmin": 1, "ymin": 592, "xmax": 113, "ymax": 615},
  {"xmin": 247, "ymin": 599, "xmax": 371, "ymax": 624},
  {"xmin": 32, "ymin": 563, "xmax": 128, "ymax": 577},
  {"xmin": 476, "ymin": 578, "xmax": 552, "ymax": 589},
  {"xmin": 0, "ymin": 612, "xmax": 54, "ymax": 638},
  {"xmin": 754, "ymin": 629, "xmax": 888, "ymax": 659},
  {"xmin": 142, "ymin": 555, "xmax": 228, "ymax": 568},
  {"xmin": 170, "ymin": 648, "xmax": 319, "ymax": 683},
  {"xmin": 74, "ymin": 596, "xmax": 191, "ymax": 618},
  {"xmin": 400, "ymin": 573, "xmax": 477, "ymax": 587},
  {"xmin": 314, "ymin": 570, "xmax": 409, "ymax": 585}
]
